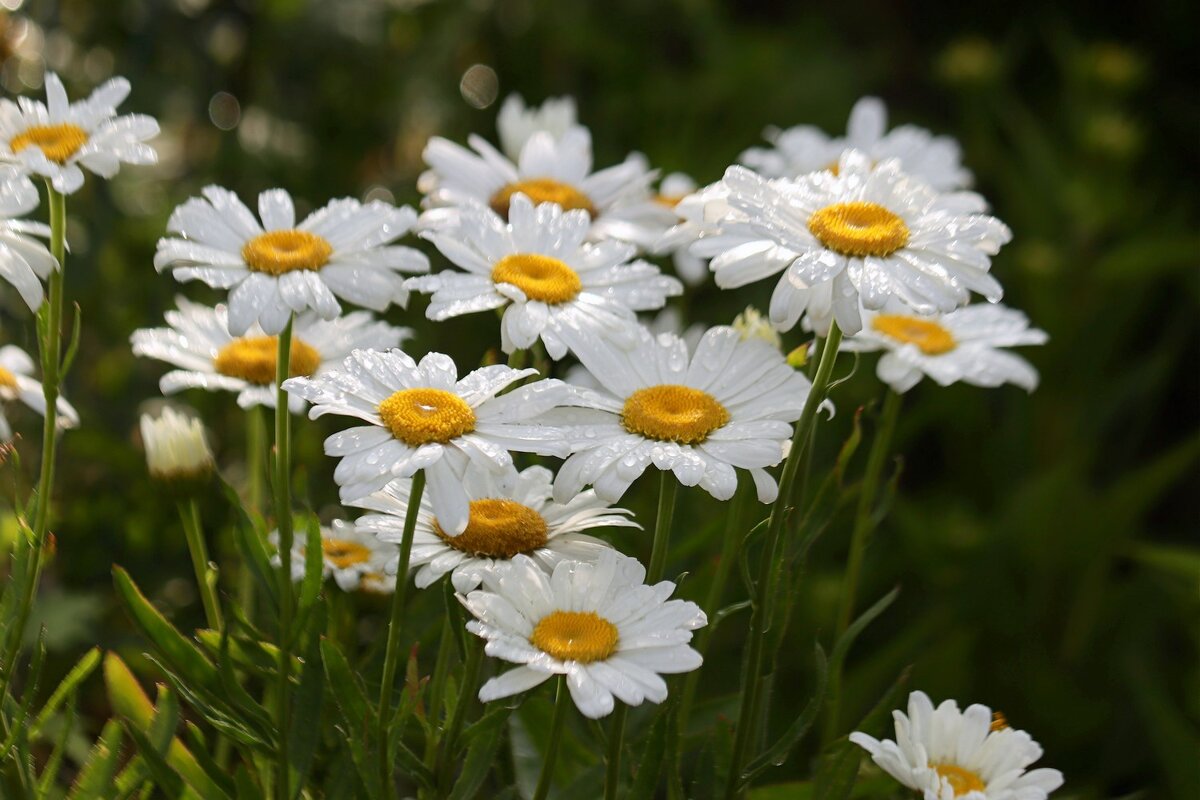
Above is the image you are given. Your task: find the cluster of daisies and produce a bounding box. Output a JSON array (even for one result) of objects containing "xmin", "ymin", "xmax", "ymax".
[{"xmin": 0, "ymin": 70, "xmax": 1058, "ymax": 797}]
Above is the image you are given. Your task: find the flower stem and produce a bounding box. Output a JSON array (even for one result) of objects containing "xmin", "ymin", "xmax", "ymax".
[
  {"xmin": 532, "ymin": 675, "xmax": 570, "ymax": 800},
  {"xmin": 823, "ymin": 387, "xmax": 901, "ymax": 742},
  {"xmin": 377, "ymin": 469, "xmax": 426, "ymax": 799},
  {"xmin": 273, "ymin": 314, "xmax": 295, "ymax": 800},
  {"xmin": 724, "ymin": 322, "xmax": 843, "ymax": 800},
  {"xmin": 240, "ymin": 404, "xmax": 267, "ymax": 621},
  {"xmin": 179, "ymin": 498, "xmax": 222, "ymax": 632}
]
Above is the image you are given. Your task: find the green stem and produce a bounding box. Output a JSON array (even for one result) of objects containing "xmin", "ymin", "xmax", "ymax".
[
  {"xmin": 377, "ymin": 470, "xmax": 426, "ymax": 799},
  {"xmin": 240, "ymin": 405, "xmax": 267, "ymax": 621},
  {"xmin": 823, "ymin": 388, "xmax": 901, "ymax": 742},
  {"xmin": 435, "ymin": 635, "xmax": 485, "ymax": 792},
  {"xmin": 724, "ymin": 322, "xmax": 843, "ymax": 800},
  {"xmin": 179, "ymin": 498, "xmax": 222, "ymax": 631},
  {"xmin": 532, "ymin": 675, "xmax": 570, "ymax": 800},
  {"xmin": 422, "ymin": 612, "xmax": 455, "ymax": 767},
  {"xmin": 273, "ymin": 315, "xmax": 295, "ymax": 800}
]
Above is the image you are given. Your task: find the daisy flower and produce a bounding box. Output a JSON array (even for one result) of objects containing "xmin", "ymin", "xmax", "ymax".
[
  {"xmin": 139, "ymin": 405, "xmax": 214, "ymax": 483},
  {"xmin": 407, "ymin": 194, "xmax": 682, "ymax": 359},
  {"xmin": 0, "ymin": 166, "xmax": 55, "ymax": 311},
  {"xmin": 651, "ymin": 171, "xmax": 711, "ymax": 286},
  {"xmin": 0, "ymin": 72, "xmax": 158, "ymax": 194},
  {"xmin": 841, "ymin": 302, "xmax": 1047, "ymax": 393},
  {"xmin": 740, "ymin": 96, "xmax": 971, "ymax": 191},
  {"xmin": 353, "ymin": 464, "xmax": 635, "ymax": 593},
  {"xmin": 0, "ymin": 344, "xmax": 77, "ymax": 441},
  {"xmin": 550, "ymin": 324, "xmax": 812, "ymax": 504},
  {"xmin": 850, "ymin": 690, "xmax": 1064, "ymax": 800},
  {"xmin": 464, "ymin": 549, "xmax": 705, "ymax": 719},
  {"xmin": 496, "ymin": 94, "xmax": 581, "ymax": 161},
  {"xmin": 419, "ymin": 119, "xmax": 677, "ymax": 251},
  {"xmin": 703, "ymin": 150, "xmax": 1011, "ymax": 336},
  {"xmin": 154, "ymin": 187, "xmax": 429, "ymax": 335},
  {"xmin": 282, "ymin": 349, "xmax": 575, "ymax": 535},
  {"xmin": 131, "ymin": 296, "xmax": 410, "ymax": 413},
  {"xmin": 274, "ymin": 519, "xmax": 396, "ymax": 594}
]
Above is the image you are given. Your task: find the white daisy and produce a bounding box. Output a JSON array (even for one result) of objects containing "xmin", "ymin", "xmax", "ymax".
[
  {"xmin": 0, "ymin": 166, "xmax": 55, "ymax": 311},
  {"xmin": 419, "ymin": 120, "xmax": 677, "ymax": 251},
  {"xmin": 282, "ymin": 349, "xmax": 575, "ymax": 535},
  {"xmin": 850, "ymin": 690, "xmax": 1064, "ymax": 800},
  {"xmin": 464, "ymin": 549, "xmax": 705, "ymax": 719},
  {"xmin": 139, "ymin": 405, "xmax": 214, "ymax": 483},
  {"xmin": 841, "ymin": 302, "xmax": 1047, "ymax": 393},
  {"xmin": 154, "ymin": 186, "xmax": 429, "ymax": 335},
  {"xmin": 407, "ymin": 194, "xmax": 682, "ymax": 359},
  {"xmin": 274, "ymin": 519, "xmax": 396, "ymax": 594},
  {"xmin": 496, "ymin": 94, "xmax": 581, "ymax": 161},
  {"xmin": 131, "ymin": 296, "xmax": 410, "ymax": 413},
  {"xmin": 0, "ymin": 72, "xmax": 158, "ymax": 194},
  {"xmin": 0, "ymin": 344, "xmax": 78, "ymax": 441},
  {"xmin": 550, "ymin": 324, "xmax": 812, "ymax": 504},
  {"xmin": 352, "ymin": 464, "xmax": 635, "ymax": 593},
  {"xmin": 650, "ymin": 171, "xmax": 711, "ymax": 286},
  {"xmin": 740, "ymin": 96, "xmax": 971, "ymax": 191},
  {"xmin": 701, "ymin": 150, "xmax": 1011, "ymax": 336}
]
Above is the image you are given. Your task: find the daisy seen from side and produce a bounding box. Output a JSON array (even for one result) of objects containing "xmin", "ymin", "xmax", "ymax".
[
  {"xmin": 0, "ymin": 166, "xmax": 55, "ymax": 311},
  {"xmin": 496, "ymin": 94, "xmax": 581, "ymax": 161},
  {"xmin": 274, "ymin": 518, "xmax": 396, "ymax": 594},
  {"xmin": 0, "ymin": 344, "xmax": 77, "ymax": 441}
]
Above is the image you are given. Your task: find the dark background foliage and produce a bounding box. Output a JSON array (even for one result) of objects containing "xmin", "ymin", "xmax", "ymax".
[{"xmin": 1, "ymin": 0, "xmax": 1196, "ymax": 796}]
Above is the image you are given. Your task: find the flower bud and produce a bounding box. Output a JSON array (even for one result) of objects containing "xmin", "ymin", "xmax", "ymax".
[
  {"xmin": 732, "ymin": 306, "xmax": 781, "ymax": 348},
  {"xmin": 140, "ymin": 406, "xmax": 214, "ymax": 485}
]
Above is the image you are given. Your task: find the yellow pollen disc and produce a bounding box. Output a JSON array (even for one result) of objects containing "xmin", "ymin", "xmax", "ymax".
[
  {"xmin": 807, "ymin": 201, "xmax": 910, "ymax": 257},
  {"xmin": 10, "ymin": 123, "xmax": 89, "ymax": 164},
  {"xmin": 241, "ymin": 229, "xmax": 333, "ymax": 275},
  {"xmin": 377, "ymin": 388, "xmax": 476, "ymax": 446},
  {"xmin": 320, "ymin": 538, "xmax": 373, "ymax": 570},
  {"xmin": 213, "ymin": 335, "xmax": 322, "ymax": 385},
  {"xmin": 530, "ymin": 610, "xmax": 619, "ymax": 663},
  {"xmin": 489, "ymin": 178, "xmax": 596, "ymax": 219},
  {"xmin": 622, "ymin": 384, "xmax": 730, "ymax": 445},
  {"xmin": 491, "ymin": 253, "xmax": 582, "ymax": 304},
  {"xmin": 871, "ymin": 314, "xmax": 957, "ymax": 355},
  {"xmin": 932, "ymin": 764, "xmax": 986, "ymax": 797},
  {"xmin": 654, "ymin": 194, "xmax": 686, "ymax": 208},
  {"xmin": 0, "ymin": 366, "xmax": 17, "ymax": 390},
  {"xmin": 434, "ymin": 498, "xmax": 549, "ymax": 558},
  {"xmin": 990, "ymin": 711, "xmax": 1008, "ymax": 732}
]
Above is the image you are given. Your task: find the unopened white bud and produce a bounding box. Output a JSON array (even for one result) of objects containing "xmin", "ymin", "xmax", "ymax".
[{"xmin": 140, "ymin": 406, "xmax": 214, "ymax": 483}]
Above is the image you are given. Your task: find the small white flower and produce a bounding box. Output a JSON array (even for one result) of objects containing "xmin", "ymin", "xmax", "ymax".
[
  {"xmin": 740, "ymin": 97, "xmax": 971, "ymax": 191},
  {"xmin": 496, "ymin": 94, "xmax": 581, "ymax": 161},
  {"xmin": 155, "ymin": 187, "xmax": 429, "ymax": 335},
  {"xmin": 274, "ymin": 519, "xmax": 396, "ymax": 594},
  {"xmin": 464, "ymin": 549, "xmax": 706, "ymax": 719},
  {"xmin": 732, "ymin": 306, "xmax": 781, "ymax": 348},
  {"xmin": 139, "ymin": 405, "xmax": 214, "ymax": 482},
  {"xmin": 408, "ymin": 194, "xmax": 681, "ymax": 359},
  {"xmin": 700, "ymin": 150, "xmax": 1011, "ymax": 336},
  {"xmin": 550, "ymin": 324, "xmax": 813, "ymax": 504},
  {"xmin": 0, "ymin": 167, "xmax": 55, "ymax": 311},
  {"xmin": 353, "ymin": 464, "xmax": 635, "ymax": 593},
  {"xmin": 0, "ymin": 72, "xmax": 158, "ymax": 194},
  {"xmin": 850, "ymin": 690, "xmax": 1063, "ymax": 800},
  {"xmin": 131, "ymin": 296, "xmax": 410, "ymax": 413},
  {"xmin": 419, "ymin": 117, "xmax": 677, "ymax": 251},
  {"xmin": 283, "ymin": 349, "xmax": 575, "ymax": 535},
  {"xmin": 841, "ymin": 302, "xmax": 1047, "ymax": 393},
  {"xmin": 0, "ymin": 344, "xmax": 78, "ymax": 441}
]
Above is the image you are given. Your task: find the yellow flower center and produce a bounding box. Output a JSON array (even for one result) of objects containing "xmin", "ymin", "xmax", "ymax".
[
  {"xmin": 0, "ymin": 366, "xmax": 17, "ymax": 390},
  {"xmin": 622, "ymin": 384, "xmax": 730, "ymax": 444},
  {"xmin": 932, "ymin": 764, "xmax": 986, "ymax": 797},
  {"xmin": 491, "ymin": 253, "xmax": 582, "ymax": 305},
  {"xmin": 213, "ymin": 335, "xmax": 322, "ymax": 385},
  {"xmin": 490, "ymin": 178, "xmax": 596, "ymax": 219},
  {"xmin": 320, "ymin": 538, "xmax": 373, "ymax": 570},
  {"xmin": 654, "ymin": 194, "xmax": 686, "ymax": 208},
  {"xmin": 360, "ymin": 571, "xmax": 390, "ymax": 593},
  {"xmin": 377, "ymin": 388, "xmax": 476, "ymax": 446},
  {"xmin": 434, "ymin": 498, "xmax": 549, "ymax": 558},
  {"xmin": 530, "ymin": 610, "xmax": 619, "ymax": 663},
  {"xmin": 871, "ymin": 314, "xmax": 957, "ymax": 355},
  {"xmin": 10, "ymin": 123, "xmax": 89, "ymax": 164},
  {"xmin": 990, "ymin": 711, "xmax": 1008, "ymax": 732},
  {"xmin": 241, "ymin": 229, "xmax": 333, "ymax": 275},
  {"xmin": 807, "ymin": 201, "xmax": 910, "ymax": 257}
]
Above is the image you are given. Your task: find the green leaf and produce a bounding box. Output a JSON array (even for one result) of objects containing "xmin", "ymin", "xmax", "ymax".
[
  {"xmin": 447, "ymin": 704, "xmax": 511, "ymax": 800},
  {"xmin": 829, "ymin": 588, "xmax": 900, "ymax": 678},
  {"xmin": 627, "ymin": 703, "xmax": 671, "ymax": 800},
  {"xmin": 31, "ymin": 645, "xmax": 101, "ymax": 739},
  {"xmin": 814, "ymin": 666, "xmax": 911, "ymax": 800},
  {"xmin": 294, "ymin": 514, "xmax": 324, "ymax": 631},
  {"xmin": 220, "ymin": 477, "xmax": 280, "ymax": 614},
  {"xmin": 68, "ymin": 720, "xmax": 125, "ymax": 800},
  {"xmin": 320, "ymin": 638, "xmax": 375, "ymax": 733},
  {"xmin": 287, "ymin": 608, "xmax": 327, "ymax": 797},
  {"xmin": 749, "ymin": 783, "xmax": 812, "ymax": 800},
  {"xmin": 182, "ymin": 722, "xmax": 238, "ymax": 799},
  {"xmin": 742, "ymin": 644, "xmax": 829, "ymax": 785},
  {"xmin": 36, "ymin": 700, "xmax": 75, "ymax": 795}
]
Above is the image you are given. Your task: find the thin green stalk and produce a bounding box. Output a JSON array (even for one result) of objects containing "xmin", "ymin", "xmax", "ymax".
[
  {"xmin": 605, "ymin": 472, "xmax": 678, "ymax": 799},
  {"xmin": 724, "ymin": 322, "xmax": 843, "ymax": 800},
  {"xmin": 532, "ymin": 675, "xmax": 570, "ymax": 800},
  {"xmin": 377, "ymin": 469, "xmax": 426, "ymax": 799},
  {"xmin": 435, "ymin": 635, "xmax": 485, "ymax": 792},
  {"xmin": 422, "ymin": 613, "xmax": 455, "ymax": 767},
  {"xmin": 823, "ymin": 388, "xmax": 901, "ymax": 742},
  {"xmin": 273, "ymin": 315, "xmax": 295, "ymax": 800},
  {"xmin": 179, "ymin": 498, "xmax": 222, "ymax": 631},
  {"xmin": 240, "ymin": 405, "xmax": 267, "ymax": 621}
]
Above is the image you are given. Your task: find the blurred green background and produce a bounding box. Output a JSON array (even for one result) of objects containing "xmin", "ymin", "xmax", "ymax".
[{"xmin": 0, "ymin": 0, "xmax": 1196, "ymax": 796}]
